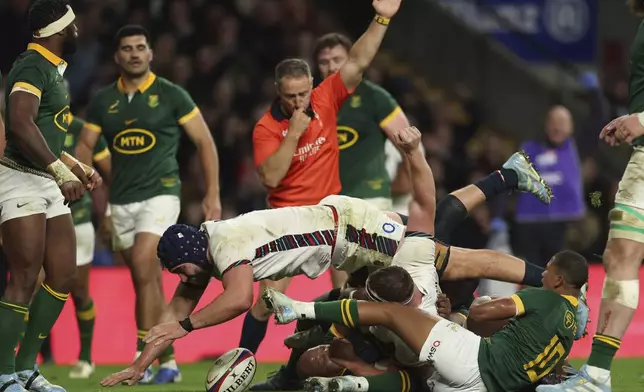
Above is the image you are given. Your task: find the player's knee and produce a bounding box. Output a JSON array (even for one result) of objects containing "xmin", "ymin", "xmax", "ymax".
[
  {"xmin": 8, "ymin": 268, "xmax": 41, "ymax": 297},
  {"xmin": 297, "ymin": 345, "xmax": 344, "ymax": 378},
  {"xmin": 602, "ymin": 277, "xmax": 639, "ymax": 310},
  {"xmin": 128, "ymin": 258, "xmax": 160, "ymax": 287},
  {"xmin": 603, "ymin": 239, "xmax": 644, "ymax": 275}
]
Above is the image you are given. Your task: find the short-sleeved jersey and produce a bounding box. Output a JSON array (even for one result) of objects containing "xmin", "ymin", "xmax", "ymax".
[
  {"xmin": 630, "ymin": 22, "xmax": 644, "ymax": 146},
  {"xmin": 252, "ymin": 72, "xmax": 352, "ymax": 208},
  {"xmin": 64, "ymin": 116, "xmax": 110, "ymax": 225},
  {"xmin": 337, "ymin": 81, "xmax": 401, "ymax": 199},
  {"xmin": 85, "ymin": 72, "xmax": 199, "ymax": 204},
  {"xmin": 478, "ymin": 288, "xmax": 578, "ymax": 392},
  {"xmin": 4, "ymin": 44, "xmax": 71, "ymax": 171}
]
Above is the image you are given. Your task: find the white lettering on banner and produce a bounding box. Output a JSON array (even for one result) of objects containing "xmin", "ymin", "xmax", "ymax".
[
  {"xmin": 294, "ymin": 137, "xmax": 327, "ymax": 162},
  {"xmin": 436, "ymin": 0, "xmax": 589, "ymax": 43},
  {"xmin": 544, "ymin": 0, "xmax": 589, "ymax": 44}
]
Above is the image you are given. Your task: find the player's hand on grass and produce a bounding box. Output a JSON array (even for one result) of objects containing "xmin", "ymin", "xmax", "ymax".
[
  {"xmin": 202, "ymin": 192, "xmax": 222, "ymax": 220},
  {"xmin": 288, "ymin": 108, "xmax": 311, "ymax": 139},
  {"xmin": 144, "ymin": 321, "xmax": 189, "ymax": 347},
  {"xmin": 392, "ymin": 126, "xmax": 421, "ymax": 154},
  {"xmin": 100, "ymin": 366, "xmax": 144, "ymax": 387},
  {"xmin": 372, "ymin": 0, "xmax": 402, "ymax": 18}
]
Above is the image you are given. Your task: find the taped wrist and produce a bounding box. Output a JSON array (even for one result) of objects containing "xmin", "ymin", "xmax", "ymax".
[{"xmin": 46, "ymin": 159, "xmax": 79, "ymax": 186}]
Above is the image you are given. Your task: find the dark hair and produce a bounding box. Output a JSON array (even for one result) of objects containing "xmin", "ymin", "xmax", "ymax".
[
  {"xmin": 313, "ymin": 33, "xmax": 352, "ymax": 62},
  {"xmin": 29, "ymin": 0, "xmax": 69, "ymax": 33},
  {"xmin": 551, "ymin": 250, "xmax": 588, "ymax": 289},
  {"xmin": 366, "ymin": 266, "xmax": 415, "ymax": 304},
  {"xmin": 274, "ymin": 58, "xmax": 311, "ymax": 82},
  {"xmin": 114, "ymin": 25, "xmax": 151, "ymax": 51},
  {"xmin": 629, "ymin": 0, "xmax": 644, "ymax": 16}
]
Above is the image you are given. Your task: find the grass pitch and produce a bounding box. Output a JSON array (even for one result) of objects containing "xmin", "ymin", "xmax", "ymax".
[{"xmin": 38, "ymin": 360, "xmax": 644, "ymax": 392}]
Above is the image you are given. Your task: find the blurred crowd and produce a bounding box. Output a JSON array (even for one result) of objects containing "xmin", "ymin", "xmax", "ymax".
[{"xmin": 0, "ymin": 0, "xmax": 635, "ymax": 265}]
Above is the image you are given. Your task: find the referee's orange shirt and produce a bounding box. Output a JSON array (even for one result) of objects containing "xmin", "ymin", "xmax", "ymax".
[{"xmin": 253, "ymin": 72, "xmax": 353, "ymax": 208}]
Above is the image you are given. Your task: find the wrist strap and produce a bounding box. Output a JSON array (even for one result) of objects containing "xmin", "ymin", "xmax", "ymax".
[
  {"xmin": 46, "ymin": 159, "xmax": 79, "ymax": 186},
  {"xmin": 179, "ymin": 317, "xmax": 194, "ymax": 332},
  {"xmin": 374, "ymin": 15, "xmax": 390, "ymax": 26}
]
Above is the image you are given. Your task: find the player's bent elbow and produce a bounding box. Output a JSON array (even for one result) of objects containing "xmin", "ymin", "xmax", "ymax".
[{"xmin": 258, "ymin": 166, "xmax": 280, "ymax": 189}]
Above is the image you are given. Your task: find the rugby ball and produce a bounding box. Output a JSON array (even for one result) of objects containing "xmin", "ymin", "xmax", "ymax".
[{"xmin": 206, "ymin": 348, "xmax": 257, "ymax": 392}]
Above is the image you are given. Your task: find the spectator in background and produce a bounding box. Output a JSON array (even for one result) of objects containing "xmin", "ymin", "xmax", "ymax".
[
  {"xmin": 515, "ymin": 106, "xmax": 585, "ymax": 268},
  {"xmin": 312, "ymin": 32, "xmax": 411, "ymax": 289},
  {"xmin": 243, "ymin": 0, "xmax": 402, "ymax": 381}
]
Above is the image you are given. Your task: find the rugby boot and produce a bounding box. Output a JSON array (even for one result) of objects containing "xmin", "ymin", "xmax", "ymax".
[
  {"xmin": 262, "ymin": 288, "xmax": 300, "ymax": 325},
  {"xmin": 304, "ymin": 377, "xmax": 333, "ymax": 392},
  {"xmin": 503, "ymin": 151, "xmax": 552, "ymax": 204},
  {"xmin": 16, "ymin": 366, "xmax": 65, "ymax": 392},
  {"xmin": 328, "ymin": 376, "xmax": 368, "ymax": 392},
  {"xmin": 284, "ymin": 325, "xmax": 326, "ymax": 349},
  {"xmin": 249, "ymin": 366, "xmax": 301, "ymax": 390},
  {"xmin": 152, "ymin": 366, "xmax": 182, "ymax": 384},
  {"xmin": 535, "ymin": 365, "xmax": 611, "ymax": 392},
  {"xmin": 0, "ymin": 374, "xmax": 27, "ymax": 392},
  {"xmin": 68, "ymin": 361, "xmax": 94, "ymax": 379}
]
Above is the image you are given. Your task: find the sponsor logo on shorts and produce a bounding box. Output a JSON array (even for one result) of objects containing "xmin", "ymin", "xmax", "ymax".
[
  {"xmin": 382, "ymin": 222, "xmax": 396, "ymax": 234},
  {"xmin": 16, "ymin": 202, "xmax": 29, "ymax": 208},
  {"xmin": 426, "ymin": 340, "xmax": 441, "ymax": 364},
  {"xmin": 113, "ymin": 128, "xmax": 157, "ymax": 155}
]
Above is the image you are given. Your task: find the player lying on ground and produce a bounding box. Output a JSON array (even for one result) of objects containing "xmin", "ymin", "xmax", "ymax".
[
  {"xmin": 264, "ymin": 250, "xmax": 588, "ymax": 392},
  {"xmin": 101, "ymin": 126, "xmax": 551, "ymax": 386},
  {"xmin": 0, "ymin": 1, "xmax": 102, "ymax": 392}
]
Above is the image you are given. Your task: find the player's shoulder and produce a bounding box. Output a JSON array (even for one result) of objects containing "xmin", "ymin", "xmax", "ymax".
[
  {"xmin": 90, "ymin": 82, "xmax": 118, "ymax": 102},
  {"xmin": 253, "ymin": 107, "xmax": 280, "ymax": 133},
  {"xmin": 360, "ymin": 80, "xmax": 391, "ymax": 97},
  {"xmin": 154, "ymin": 76, "xmax": 188, "ymax": 95},
  {"xmin": 7, "ymin": 51, "xmax": 47, "ymax": 80}
]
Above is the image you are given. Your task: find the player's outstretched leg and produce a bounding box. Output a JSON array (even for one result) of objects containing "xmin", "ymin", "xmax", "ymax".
[
  {"xmin": 15, "ymin": 214, "xmax": 78, "ymax": 392},
  {"xmin": 262, "ymin": 288, "xmax": 437, "ymax": 356}
]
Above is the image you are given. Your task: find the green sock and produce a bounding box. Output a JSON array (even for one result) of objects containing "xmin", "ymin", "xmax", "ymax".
[
  {"xmin": 136, "ymin": 329, "xmax": 147, "ymax": 353},
  {"xmin": 313, "ymin": 299, "xmax": 360, "ymax": 329},
  {"xmin": 75, "ymin": 299, "xmax": 96, "ymax": 363},
  {"xmin": 588, "ymin": 334, "xmax": 621, "ymax": 371},
  {"xmin": 15, "ymin": 284, "xmax": 69, "ymax": 371},
  {"xmin": 159, "ymin": 344, "xmax": 175, "ymax": 364},
  {"xmin": 0, "ymin": 299, "xmax": 29, "ymax": 375},
  {"xmin": 362, "ymin": 371, "xmax": 416, "ymax": 392}
]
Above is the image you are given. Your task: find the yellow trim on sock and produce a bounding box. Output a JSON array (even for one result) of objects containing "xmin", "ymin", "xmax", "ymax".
[
  {"xmin": 41, "ymin": 283, "xmax": 69, "ymax": 301},
  {"xmin": 594, "ymin": 334, "xmax": 621, "ymax": 349},
  {"xmin": 137, "ymin": 329, "xmax": 148, "ymax": 339},
  {"xmin": 595, "ymin": 334, "xmax": 621, "ymax": 345},
  {"xmin": 340, "ymin": 368, "xmax": 348, "ymax": 376},
  {"xmin": 76, "ymin": 305, "xmax": 96, "ymax": 321},
  {"xmin": 400, "ymin": 370, "xmax": 411, "ymax": 392},
  {"xmin": 342, "ymin": 299, "xmax": 355, "ymax": 328},
  {"xmin": 329, "ymin": 324, "xmax": 346, "ymax": 339},
  {"xmin": 340, "ymin": 299, "xmax": 349, "ymax": 328}
]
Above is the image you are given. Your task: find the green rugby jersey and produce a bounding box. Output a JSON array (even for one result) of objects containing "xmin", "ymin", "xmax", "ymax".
[
  {"xmin": 631, "ymin": 21, "xmax": 644, "ymax": 146},
  {"xmin": 85, "ymin": 72, "xmax": 199, "ymax": 204},
  {"xmin": 64, "ymin": 116, "xmax": 109, "ymax": 225},
  {"xmin": 337, "ymin": 81, "xmax": 401, "ymax": 199},
  {"xmin": 4, "ymin": 43, "xmax": 71, "ymax": 171},
  {"xmin": 478, "ymin": 288, "xmax": 578, "ymax": 392}
]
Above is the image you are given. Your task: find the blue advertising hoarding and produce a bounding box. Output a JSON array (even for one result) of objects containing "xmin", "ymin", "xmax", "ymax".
[{"xmin": 435, "ymin": 0, "xmax": 597, "ymax": 63}]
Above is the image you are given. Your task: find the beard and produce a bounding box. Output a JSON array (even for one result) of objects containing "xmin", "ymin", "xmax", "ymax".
[{"xmin": 62, "ymin": 37, "xmax": 77, "ymax": 56}]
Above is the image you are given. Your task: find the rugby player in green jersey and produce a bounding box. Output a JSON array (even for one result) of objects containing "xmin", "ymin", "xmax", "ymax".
[
  {"xmin": 0, "ymin": 1, "xmax": 102, "ymax": 391},
  {"xmin": 314, "ymin": 32, "xmax": 411, "ymax": 290},
  {"xmin": 543, "ymin": 2, "xmax": 644, "ymax": 391},
  {"xmin": 64, "ymin": 114, "xmax": 111, "ymax": 379},
  {"xmin": 264, "ymin": 249, "xmax": 588, "ymax": 392},
  {"xmin": 76, "ymin": 25, "xmax": 221, "ymax": 384}
]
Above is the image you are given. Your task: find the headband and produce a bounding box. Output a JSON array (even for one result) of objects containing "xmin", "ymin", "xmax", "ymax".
[
  {"xmin": 33, "ymin": 5, "xmax": 75, "ymax": 38},
  {"xmin": 365, "ymin": 275, "xmax": 414, "ymax": 306}
]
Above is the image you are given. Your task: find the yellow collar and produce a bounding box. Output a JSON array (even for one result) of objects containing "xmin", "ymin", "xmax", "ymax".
[
  {"xmin": 562, "ymin": 295, "xmax": 579, "ymax": 308},
  {"xmin": 117, "ymin": 72, "xmax": 156, "ymax": 94},
  {"xmin": 27, "ymin": 43, "xmax": 66, "ymax": 67}
]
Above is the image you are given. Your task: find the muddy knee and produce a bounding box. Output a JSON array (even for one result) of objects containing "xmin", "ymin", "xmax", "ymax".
[{"xmin": 297, "ymin": 345, "xmax": 344, "ymax": 379}]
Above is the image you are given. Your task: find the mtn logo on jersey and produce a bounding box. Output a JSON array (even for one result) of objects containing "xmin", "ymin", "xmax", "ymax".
[
  {"xmin": 113, "ymin": 128, "xmax": 157, "ymax": 154},
  {"xmin": 54, "ymin": 105, "xmax": 72, "ymax": 132},
  {"xmin": 337, "ymin": 126, "xmax": 358, "ymax": 150}
]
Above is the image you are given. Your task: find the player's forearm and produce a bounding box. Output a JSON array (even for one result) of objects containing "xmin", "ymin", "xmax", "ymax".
[
  {"xmin": 76, "ymin": 127, "xmax": 100, "ymax": 165},
  {"xmin": 258, "ymin": 135, "xmax": 299, "ymax": 188},
  {"xmin": 341, "ymin": 17, "xmax": 390, "ymax": 89},
  {"xmin": 10, "ymin": 119, "xmax": 58, "ymax": 168},
  {"xmin": 196, "ymin": 139, "xmax": 220, "ymax": 196},
  {"xmin": 168, "ymin": 282, "xmax": 205, "ymax": 320},
  {"xmin": 405, "ymin": 149, "xmax": 435, "ymax": 209},
  {"xmin": 188, "ymin": 289, "xmax": 253, "ymax": 330},
  {"xmin": 134, "ymin": 340, "xmax": 172, "ymax": 372}
]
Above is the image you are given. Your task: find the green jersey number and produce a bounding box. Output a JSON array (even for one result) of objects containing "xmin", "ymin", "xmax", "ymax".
[{"xmin": 522, "ymin": 336, "xmax": 566, "ymax": 382}]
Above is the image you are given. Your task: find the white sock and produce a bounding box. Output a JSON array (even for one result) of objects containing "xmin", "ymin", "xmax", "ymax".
[
  {"xmin": 346, "ymin": 376, "xmax": 369, "ymax": 392},
  {"xmin": 293, "ymin": 301, "xmax": 316, "ymax": 319},
  {"xmin": 160, "ymin": 359, "xmax": 178, "ymax": 370},
  {"xmin": 585, "ymin": 365, "xmax": 611, "ymax": 385}
]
